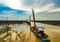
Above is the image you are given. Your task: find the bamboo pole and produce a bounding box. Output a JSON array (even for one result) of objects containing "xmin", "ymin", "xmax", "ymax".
[{"xmin": 32, "ymin": 9, "xmax": 36, "ymax": 27}]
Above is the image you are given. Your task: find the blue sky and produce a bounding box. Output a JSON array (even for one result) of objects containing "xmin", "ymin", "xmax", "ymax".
[{"xmin": 0, "ymin": 0, "xmax": 60, "ymax": 20}]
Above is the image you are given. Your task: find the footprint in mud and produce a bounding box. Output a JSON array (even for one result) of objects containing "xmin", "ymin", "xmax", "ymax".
[{"xmin": 17, "ymin": 31, "xmax": 26, "ymax": 41}]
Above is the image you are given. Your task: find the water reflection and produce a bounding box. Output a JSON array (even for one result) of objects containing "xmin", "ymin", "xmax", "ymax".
[
  {"xmin": 0, "ymin": 23, "xmax": 29, "ymax": 42},
  {"xmin": 0, "ymin": 22, "xmax": 60, "ymax": 42}
]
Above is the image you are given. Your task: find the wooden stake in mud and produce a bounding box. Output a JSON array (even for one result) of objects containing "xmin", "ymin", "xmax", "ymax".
[
  {"xmin": 6, "ymin": 17, "xmax": 9, "ymax": 35},
  {"xmin": 29, "ymin": 16, "xmax": 31, "ymax": 36}
]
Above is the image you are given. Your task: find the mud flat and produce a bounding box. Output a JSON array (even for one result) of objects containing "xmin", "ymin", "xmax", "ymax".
[
  {"xmin": 28, "ymin": 22, "xmax": 60, "ymax": 42},
  {"xmin": 35, "ymin": 22, "xmax": 60, "ymax": 42},
  {"xmin": 0, "ymin": 22, "xmax": 60, "ymax": 42}
]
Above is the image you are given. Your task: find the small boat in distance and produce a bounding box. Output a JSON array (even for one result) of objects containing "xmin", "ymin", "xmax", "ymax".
[{"xmin": 30, "ymin": 9, "xmax": 50, "ymax": 42}]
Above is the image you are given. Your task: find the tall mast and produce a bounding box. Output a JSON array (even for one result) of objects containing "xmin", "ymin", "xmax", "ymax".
[
  {"xmin": 32, "ymin": 9, "xmax": 37, "ymax": 42},
  {"xmin": 32, "ymin": 9, "xmax": 36, "ymax": 27}
]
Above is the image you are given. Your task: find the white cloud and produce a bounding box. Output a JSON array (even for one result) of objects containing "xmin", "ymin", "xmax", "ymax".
[
  {"xmin": 23, "ymin": 3, "xmax": 55, "ymax": 14},
  {"xmin": 0, "ymin": 11, "xmax": 28, "ymax": 20},
  {"xmin": 1, "ymin": 0, "xmax": 54, "ymax": 13},
  {"xmin": 1, "ymin": 13, "xmax": 14, "ymax": 18},
  {"xmin": 0, "ymin": 0, "xmax": 60, "ymax": 20},
  {"xmin": 0, "ymin": 0, "xmax": 3, "ymax": 3},
  {"xmin": 4, "ymin": 0, "xmax": 22, "ymax": 9},
  {"xmin": 48, "ymin": 8, "xmax": 60, "ymax": 12},
  {"xmin": 0, "ymin": 11, "xmax": 16, "ymax": 20},
  {"xmin": 3, "ymin": 0, "xmax": 31, "ymax": 11},
  {"xmin": 34, "ymin": 3, "xmax": 54, "ymax": 13},
  {"xmin": 35, "ymin": 13, "xmax": 60, "ymax": 20}
]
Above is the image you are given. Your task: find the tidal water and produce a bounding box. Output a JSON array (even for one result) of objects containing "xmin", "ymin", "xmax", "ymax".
[{"xmin": 0, "ymin": 22, "xmax": 60, "ymax": 42}]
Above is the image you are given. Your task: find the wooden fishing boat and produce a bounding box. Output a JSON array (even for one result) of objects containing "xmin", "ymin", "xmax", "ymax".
[{"xmin": 30, "ymin": 9, "xmax": 50, "ymax": 42}]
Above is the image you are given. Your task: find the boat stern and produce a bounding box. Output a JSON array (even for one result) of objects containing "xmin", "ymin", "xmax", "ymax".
[{"xmin": 41, "ymin": 37, "xmax": 50, "ymax": 42}]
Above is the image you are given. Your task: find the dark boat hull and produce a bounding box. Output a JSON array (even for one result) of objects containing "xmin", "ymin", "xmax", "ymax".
[{"xmin": 31, "ymin": 29, "xmax": 50, "ymax": 42}]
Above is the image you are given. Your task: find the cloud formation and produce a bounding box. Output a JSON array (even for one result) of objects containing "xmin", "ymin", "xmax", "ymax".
[
  {"xmin": 48, "ymin": 8, "xmax": 60, "ymax": 12},
  {"xmin": 0, "ymin": 11, "xmax": 28, "ymax": 20},
  {"xmin": 0, "ymin": 0, "xmax": 55, "ymax": 12},
  {"xmin": 0, "ymin": 0, "xmax": 60, "ymax": 20}
]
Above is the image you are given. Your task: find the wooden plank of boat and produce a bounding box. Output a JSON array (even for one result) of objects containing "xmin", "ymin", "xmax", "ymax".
[
  {"xmin": 30, "ymin": 9, "xmax": 50, "ymax": 42},
  {"xmin": 31, "ymin": 29, "xmax": 50, "ymax": 42}
]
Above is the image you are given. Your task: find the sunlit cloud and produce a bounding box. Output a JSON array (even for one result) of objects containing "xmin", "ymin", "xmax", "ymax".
[
  {"xmin": 35, "ymin": 13, "xmax": 60, "ymax": 20},
  {"xmin": 0, "ymin": 11, "xmax": 28, "ymax": 20},
  {"xmin": 1, "ymin": 0, "xmax": 54, "ymax": 12},
  {"xmin": 0, "ymin": 0, "xmax": 60, "ymax": 20},
  {"xmin": 34, "ymin": 3, "xmax": 55, "ymax": 13},
  {"xmin": 48, "ymin": 8, "xmax": 60, "ymax": 12}
]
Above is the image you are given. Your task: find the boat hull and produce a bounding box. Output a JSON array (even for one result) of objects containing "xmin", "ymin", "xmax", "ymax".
[{"xmin": 31, "ymin": 29, "xmax": 50, "ymax": 42}]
